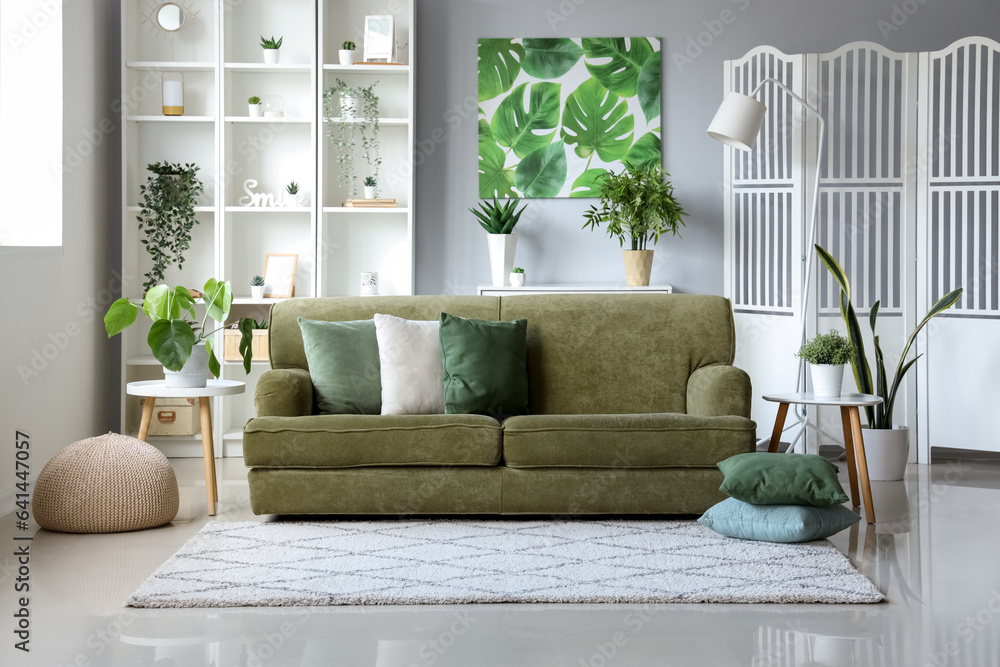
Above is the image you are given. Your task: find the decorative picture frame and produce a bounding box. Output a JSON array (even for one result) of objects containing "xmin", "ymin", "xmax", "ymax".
[
  {"xmin": 263, "ymin": 253, "xmax": 298, "ymax": 298},
  {"xmin": 363, "ymin": 15, "xmax": 395, "ymax": 62}
]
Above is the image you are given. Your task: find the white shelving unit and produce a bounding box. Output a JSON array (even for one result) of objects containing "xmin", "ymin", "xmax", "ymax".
[{"xmin": 119, "ymin": 0, "xmax": 415, "ymax": 457}]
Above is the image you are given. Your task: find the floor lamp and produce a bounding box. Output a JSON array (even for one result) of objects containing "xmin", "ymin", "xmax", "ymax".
[{"xmin": 707, "ymin": 78, "xmax": 832, "ymax": 453}]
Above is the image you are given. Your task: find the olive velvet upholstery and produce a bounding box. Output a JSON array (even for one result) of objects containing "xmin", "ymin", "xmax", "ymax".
[{"xmin": 243, "ymin": 294, "xmax": 756, "ymax": 515}]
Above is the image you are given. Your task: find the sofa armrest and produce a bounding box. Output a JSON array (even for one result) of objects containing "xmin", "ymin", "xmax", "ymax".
[
  {"xmin": 254, "ymin": 368, "xmax": 314, "ymax": 417},
  {"xmin": 687, "ymin": 365, "xmax": 752, "ymax": 419}
]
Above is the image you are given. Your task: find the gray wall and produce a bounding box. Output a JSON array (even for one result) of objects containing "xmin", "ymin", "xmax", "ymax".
[{"xmin": 414, "ymin": 0, "xmax": 1000, "ymax": 295}]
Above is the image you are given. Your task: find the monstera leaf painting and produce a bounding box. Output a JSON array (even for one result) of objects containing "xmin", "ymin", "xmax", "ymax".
[{"xmin": 478, "ymin": 37, "xmax": 662, "ymax": 198}]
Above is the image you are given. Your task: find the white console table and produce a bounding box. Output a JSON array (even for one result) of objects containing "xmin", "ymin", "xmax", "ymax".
[{"xmin": 477, "ymin": 283, "xmax": 674, "ymax": 296}]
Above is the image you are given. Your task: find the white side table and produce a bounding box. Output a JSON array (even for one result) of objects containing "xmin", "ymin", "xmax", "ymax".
[
  {"xmin": 126, "ymin": 380, "xmax": 246, "ymax": 516},
  {"xmin": 477, "ymin": 283, "xmax": 673, "ymax": 296},
  {"xmin": 763, "ymin": 392, "xmax": 883, "ymax": 524}
]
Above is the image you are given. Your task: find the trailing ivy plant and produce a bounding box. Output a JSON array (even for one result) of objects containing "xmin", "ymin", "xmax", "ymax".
[
  {"xmin": 137, "ymin": 161, "xmax": 204, "ymax": 293},
  {"xmin": 323, "ymin": 79, "xmax": 381, "ymax": 198}
]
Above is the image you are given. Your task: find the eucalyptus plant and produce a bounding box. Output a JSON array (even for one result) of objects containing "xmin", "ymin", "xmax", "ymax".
[
  {"xmin": 583, "ymin": 165, "xmax": 687, "ymax": 250},
  {"xmin": 323, "ymin": 79, "xmax": 381, "ymax": 198},
  {"xmin": 815, "ymin": 244, "xmax": 963, "ymax": 429},
  {"xmin": 137, "ymin": 161, "xmax": 204, "ymax": 293}
]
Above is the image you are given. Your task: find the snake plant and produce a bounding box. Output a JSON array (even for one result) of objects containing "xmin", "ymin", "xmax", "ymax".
[{"xmin": 470, "ymin": 197, "xmax": 526, "ymax": 234}]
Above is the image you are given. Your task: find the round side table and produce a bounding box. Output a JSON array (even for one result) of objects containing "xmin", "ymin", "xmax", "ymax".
[
  {"xmin": 126, "ymin": 380, "xmax": 245, "ymax": 516},
  {"xmin": 763, "ymin": 392, "xmax": 883, "ymax": 524}
]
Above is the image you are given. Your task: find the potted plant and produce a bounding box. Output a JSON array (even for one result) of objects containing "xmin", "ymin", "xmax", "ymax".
[
  {"xmin": 285, "ymin": 181, "xmax": 301, "ymax": 207},
  {"xmin": 250, "ymin": 274, "xmax": 265, "ymax": 300},
  {"xmin": 510, "ymin": 266, "xmax": 526, "ymax": 287},
  {"xmin": 137, "ymin": 161, "xmax": 205, "ymax": 294},
  {"xmin": 583, "ymin": 165, "xmax": 687, "ymax": 286},
  {"xmin": 260, "ymin": 35, "xmax": 282, "ymax": 64},
  {"xmin": 323, "ymin": 80, "xmax": 381, "ymax": 198},
  {"xmin": 104, "ymin": 279, "xmax": 256, "ymax": 388},
  {"xmin": 248, "ymin": 95, "xmax": 262, "ymax": 117},
  {"xmin": 363, "ymin": 176, "xmax": 376, "ymax": 199},
  {"xmin": 796, "ymin": 330, "xmax": 853, "ymax": 397},
  {"xmin": 816, "ymin": 244, "xmax": 963, "ymax": 480},
  {"xmin": 470, "ymin": 196, "xmax": 526, "ymax": 287},
  {"xmin": 224, "ymin": 318, "xmax": 269, "ymax": 364},
  {"xmin": 339, "ymin": 40, "xmax": 356, "ymax": 65}
]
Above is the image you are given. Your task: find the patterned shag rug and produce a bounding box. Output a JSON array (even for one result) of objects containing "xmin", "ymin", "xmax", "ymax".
[{"xmin": 128, "ymin": 520, "xmax": 883, "ymax": 607}]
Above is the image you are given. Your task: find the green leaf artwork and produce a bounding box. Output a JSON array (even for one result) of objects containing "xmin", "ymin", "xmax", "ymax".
[{"xmin": 478, "ymin": 37, "xmax": 661, "ymax": 198}]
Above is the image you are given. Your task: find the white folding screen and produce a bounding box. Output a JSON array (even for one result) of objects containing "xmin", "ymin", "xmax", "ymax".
[{"xmin": 722, "ymin": 37, "xmax": 1000, "ymax": 461}]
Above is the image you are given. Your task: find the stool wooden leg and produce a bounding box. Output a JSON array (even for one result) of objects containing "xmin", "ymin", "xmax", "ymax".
[
  {"xmin": 199, "ymin": 397, "xmax": 217, "ymax": 516},
  {"xmin": 138, "ymin": 397, "xmax": 156, "ymax": 441},
  {"xmin": 840, "ymin": 406, "xmax": 860, "ymax": 506},
  {"xmin": 849, "ymin": 406, "xmax": 876, "ymax": 523},
  {"xmin": 768, "ymin": 402, "xmax": 790, "ymax": 453}
]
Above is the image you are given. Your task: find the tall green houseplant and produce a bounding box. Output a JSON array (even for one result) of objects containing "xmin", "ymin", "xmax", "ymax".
[
  {"xmin": 138, "ymin": 161, "xmax": 204, "ymax": 293},
  {"xmin": 583, "ymin": 164, "xmax": 687, "ymax": 251},
  {"xmin": 815, "ymin": 244, "xmax": 963, "ymax": 428}
]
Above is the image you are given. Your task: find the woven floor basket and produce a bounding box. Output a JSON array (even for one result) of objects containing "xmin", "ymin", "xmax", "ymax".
[{"xmin": 33, "ymin": 432, "xmax": 179, "ymax": 533}]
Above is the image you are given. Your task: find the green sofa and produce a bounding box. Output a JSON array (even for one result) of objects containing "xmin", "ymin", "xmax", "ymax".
[{"xmin": 243, "ymin": 294, "xmax": 756, "ymax": 515}]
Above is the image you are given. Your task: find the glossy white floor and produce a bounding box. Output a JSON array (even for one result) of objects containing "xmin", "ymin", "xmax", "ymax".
[{"xmin": 4, "ymin": 456, "xmax": 1000, "ymax": 667}]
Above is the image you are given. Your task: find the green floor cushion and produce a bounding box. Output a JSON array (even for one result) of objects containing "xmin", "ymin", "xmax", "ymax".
[
  {"xmin": 699, "ymin": 497, "xmax": 861, "ymax": 543},
  {"xmin": 502, "ymin": 413, "xmax": 756, "ymax": 468},
  {"xmin": 718, "ymin": 452, "xmax": 850, "ymax": 506},
  {"xmin": 298, "ymin": 317, "xmax": 381, "ymax": 414}
]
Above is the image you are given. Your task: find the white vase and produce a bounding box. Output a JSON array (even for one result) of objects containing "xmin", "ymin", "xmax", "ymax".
[
  {"xmin": 249, "ymin": 104, "xmax": 262, "ymax": 117},
  {"xmin": 364, "ymin": 186, "xmax": 376, "ymax": 199},
  {"xmin": 360, "ymin": 272, "xmax": 379, "ymax": 296},
  {"xmin": 487, "ymin": 234, "xmax": 518, "ymax": 287},
  {"xmin": 339, "ymin": 50, "xmax": 355, "ymax": 66},
  {"xmin": 263, "ymin": 49, "xmax": 279, "ymax": 64},
  {"xmin": 251, "ymin": 285, "xmax": 264, "ymax": 300},
  {"xmin": 810, "ymin": 363, "xmax": 845, "ymax": 398},
  {"xmin": 163, "ymin": 345, "xmax": 209, "ymax": 389},
  {"xmin": 510, "ymin": 272, "xmax": 525, "ymax": 287},
  {"xmin": 861, "ymin": 425, "xmax": 910, "ymax": 482}
]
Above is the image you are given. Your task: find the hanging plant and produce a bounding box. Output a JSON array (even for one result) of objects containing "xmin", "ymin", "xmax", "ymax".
[
  {"xmin": 323, "ymin": 79, "xmax": 382, "ymax": 198},
  {"xmin": 137, "ymin": 161, "xmax": 204, "ymax": 293}
]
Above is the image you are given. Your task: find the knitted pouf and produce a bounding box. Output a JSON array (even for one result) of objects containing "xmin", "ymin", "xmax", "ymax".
[{"xmin": 33, "ymin": 432, "xmax": 179, "ymax": 533}]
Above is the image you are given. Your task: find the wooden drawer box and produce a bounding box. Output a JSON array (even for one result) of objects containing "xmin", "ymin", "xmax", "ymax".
[
  {"xmin": 224, "ymin": 329, "xmax": 269, "ymax": 363},
  {"xmin": 141, "ymin": 398, "xmax": 201, "ymax": 436}
]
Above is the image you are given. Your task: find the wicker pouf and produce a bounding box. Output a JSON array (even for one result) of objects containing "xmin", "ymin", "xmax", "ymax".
[{"xmin": 33, "ymin": 432, "xmax": 179, "ymax": 533}]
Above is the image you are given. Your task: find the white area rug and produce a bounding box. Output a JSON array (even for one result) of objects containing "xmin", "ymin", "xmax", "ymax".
[{"xmin": 128, "ymin": 520, "xmax": 883, "ymax": 607}]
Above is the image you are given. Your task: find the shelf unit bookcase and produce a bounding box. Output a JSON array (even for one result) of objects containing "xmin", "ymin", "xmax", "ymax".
[{"xmin": 119, "ymin": 0, "xmax": 415, "ymax": 457}]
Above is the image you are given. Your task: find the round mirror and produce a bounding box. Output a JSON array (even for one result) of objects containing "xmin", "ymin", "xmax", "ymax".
[{"xmin": 155, "ymin": 3, "xmax": 186, "ymax": 32}]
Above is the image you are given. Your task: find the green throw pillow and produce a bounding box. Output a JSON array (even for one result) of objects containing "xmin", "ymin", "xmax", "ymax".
[
  {"xmin": 298, "ymin": 317, "xmax": 381, "ymax": 414},
  {"xmin": 439, "ymin": 313, "xmax": 529, "ymax": 419},
  {"xmin": 699, "ymin": 497, "xmax": 861, "ymax": 543},
  {"xmin": 718, "ymin": 452, "xmax": 850, "ymax": 507}
]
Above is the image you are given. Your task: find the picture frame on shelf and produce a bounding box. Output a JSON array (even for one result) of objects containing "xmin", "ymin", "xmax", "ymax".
[
  {"xmin": 363, "ymin": 15, "xmax": 394, "ymax": 62},
  {"xmin": 263, "ymin": 253, "xmax": 298, "ymax": 298}
]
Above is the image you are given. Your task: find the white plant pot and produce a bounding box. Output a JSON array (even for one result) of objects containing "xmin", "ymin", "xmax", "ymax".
[
  {"xmin": 339, "ymin": 50, "xmax": 355, "ymax": 66},
  {"xmin": 487, "ymin": 234, "xmax": 518, "ymax": 287},
  {"xmin": 163, "ymin": 345, "xmax": 209, "ymax": 389},
  {"xmin": 861, "ymin": 425, "xmax": 910, "ymax": 482},
  {"xmin": 339, "ymin": 93, "xmax": 357, "ymax": 120},
  {"xmin": 263, "ymin": 48, "xmax": 280, "ymax": 64},
  {"xmin": 510, "ymin": 272, "xmax": 525, "ymax": 287},
  {"xmin": 248, "ymin": 104, "xmax": 262, "ymax": 117},
  {"xmin": 364, "ymin": 186, "xmax": 376, "ymax": 199},
  {"xmin": 251, "ymin": 285, "xmax": 264, "ymax": 300},
  {"xmin": 810, "ymin": 363, "xmax": 845, "ymax": 398}
]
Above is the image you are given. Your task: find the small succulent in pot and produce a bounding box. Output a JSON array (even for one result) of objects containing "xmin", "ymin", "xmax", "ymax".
[
  {"xmin": 248, "ymin": 95, "xmax": 262, "ymax": 117},
  {"xmin": 363, "ymin": 176, "xmax": 377, "ymax": 199},
  {"xmin": 510, "ymin": 266, "xmax": 526, "ymax": 287},
  {"xmin": 250, "ymin": 275, "xmax": 265, "ymax": 287},
  {"xmin": 286, "ymin": 181, "xmax": 299, "ymax": 195},
  {"xmin": 339, "ymin": 40, "xmax": 357, "ymax": 65},
  {"xmin": 341, "ymin": 40, "xmax": 356, "ymax": 51},
  {"xmin": 250, "ymin": 274, "xmax": 265, "ymax": 300},
  {"xmin": 260, "ymin": 35, "xmax": 283, "ymax": 64}
]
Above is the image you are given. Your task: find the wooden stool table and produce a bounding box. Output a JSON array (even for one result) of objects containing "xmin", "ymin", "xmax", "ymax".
[
  {"xmin": 126, "ymin": 380, "xmax": 245, "ymax": 516},
  {"xmin": 763, "ymin": 392, "xmax": 883, "ymax": 524}
]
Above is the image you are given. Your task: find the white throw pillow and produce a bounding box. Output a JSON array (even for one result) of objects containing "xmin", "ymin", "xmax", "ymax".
[{"xmin": 373, "ymin": 313, "xmax": 445, "ymax": 415}]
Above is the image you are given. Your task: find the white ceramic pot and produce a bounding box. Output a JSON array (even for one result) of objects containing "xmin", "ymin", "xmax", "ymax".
[
  {"xmin": 810, "ymin": 363, "xmax": 845, "ymax": 398},
  {"xmin": 339, "ymin": 93, "xmax": 357, "ymax": 120},
  {"xmin": 251, "ymin": 285, "xmax": 264, "ymax": 300},
  {"xmin": 263, "ymin": 48, "xmax": 279, "ymax": 64},
  {"xmin": 364, "ymin": 186, "xmax": 376, "ymax": 199},
  {"xmin": 249, "ymin": 104, "xmax": 262, "ymax": 117},
  {"xmin": 163, "ymin": 345, "xmax": 209, "ymax": 389},
  {"xmin": 360, "ymin": 272, "xmax": 379, "ymax": 296},
  {"xmin": 339, "ymin": 50, "xmax": 355, "ymax": 66},
  {"xmin": 487, "ymin": 234, "xmax": 518, "ymax": 287},
  {"xmin": 861, "ymin": 425, "xmax": 910, "ymax": 482},
  {"xmin": 510, "ymin": 272, "xmax": 525, "ymax": 287}
]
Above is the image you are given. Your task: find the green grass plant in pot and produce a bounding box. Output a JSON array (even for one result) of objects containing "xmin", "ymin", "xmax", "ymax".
[
  {"xmin": 583, "ymin": 164, "xmax": 687, "ymax": 286},
  {"xmin": 260, "ymin": 35, "xmax": 282, "ymax": 64},
  {"xmin": 797, "ymin": 330, "xmax": 854, "ymax": 398},
  {"xmin": 815, "ymin": 244, "xmax": 963, "ymax": 479},
  {"xmin": 104, "ymin": 278, "xmax": 256, "ymax": 388},
  {"xmin": 470, "ymin": 196, "xmax": 526, "ymax": 287}
]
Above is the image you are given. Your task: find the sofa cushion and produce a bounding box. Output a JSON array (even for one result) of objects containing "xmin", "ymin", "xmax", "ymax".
[
  {"xmin": 298, "ymin": 317, "xmax": 380, "ymax": 414},
  {"xmin": 699, "ymin": 497, "xmax": 861, "ymax": 543},
  {"xmin": 243, "ymin": 414, "xmax": 502, "ymax": 468},
  {"xmin": 717, "ymin": 452, "xmax": 850, "ymax": 507},
  {"xmin": 501, "ymin": 413, "xmax": 757, "ymax": 468},
  {"xmin": 374, "ymin": 314, "xmax": 446, "ymax": 415},
  {"xmin": 439, "ymin": 313, "xmax": 529, "ymax": 419}
]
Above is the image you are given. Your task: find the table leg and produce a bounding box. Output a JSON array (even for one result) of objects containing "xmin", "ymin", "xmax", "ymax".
[
  {"xmin": 199, "ymin": 397, "xmax": 218, "ymax": 516},
  {"xmin": 137, "ymin": 397, "xmax": 156, "ymax": 441},
  {"xmin": 768, "ymin": 402, "xmax": 790, "ymax": 453},
  {"xmin": 849, "ymin": 406, "xmax": 876, "ymax": 524},
  {"xmin": 840, "ymin": 406, "xmax": 860, "ymax": 506}
]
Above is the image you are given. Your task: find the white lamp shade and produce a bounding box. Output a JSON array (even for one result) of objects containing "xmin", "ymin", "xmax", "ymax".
[{"xmin": 707, "ymin": 91, "xmax": 767, "ymax": 152}]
